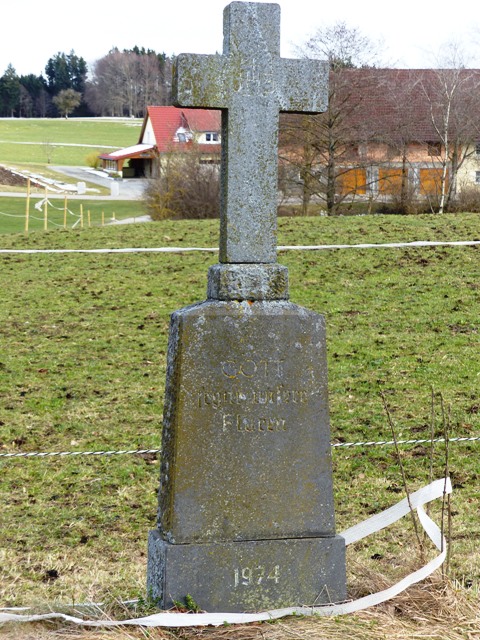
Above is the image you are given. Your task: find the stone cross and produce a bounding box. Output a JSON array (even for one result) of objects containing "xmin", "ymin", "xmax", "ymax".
[
  {"xmin": 148, "ymin": 2, "xmax": 345, "ymax": 613},
  {"xmin": 173, "ymin": 1, "xmax": 328, "ymax": 265}
]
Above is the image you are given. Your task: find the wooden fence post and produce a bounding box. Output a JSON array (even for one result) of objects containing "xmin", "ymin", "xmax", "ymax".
[
  {"xmin": 25, "ymin": 178, "xmax": 31, "ymax": 234},
  {"xmin": 43, "ymin": 188, "xmax": 48, "ymax": 231}
]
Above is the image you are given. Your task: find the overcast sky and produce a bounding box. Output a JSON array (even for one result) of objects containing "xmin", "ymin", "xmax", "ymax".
[{"xmin": 3, "ymin": 0, "xmax": 480, "ymax": 77}]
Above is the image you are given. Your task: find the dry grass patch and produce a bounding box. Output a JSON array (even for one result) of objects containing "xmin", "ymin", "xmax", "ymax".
[{"xmin": 1, "ymin": 576, "xmax": 479, "ymax": 640}]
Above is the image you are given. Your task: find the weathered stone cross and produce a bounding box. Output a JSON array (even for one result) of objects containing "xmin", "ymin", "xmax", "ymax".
[
  {"xmin": 173, "ymin": 1, "xmax": 328, "ymax": 265},
  {"xmin": 148, "ymin": 2, "xmax": 345, "ymax": 612}
]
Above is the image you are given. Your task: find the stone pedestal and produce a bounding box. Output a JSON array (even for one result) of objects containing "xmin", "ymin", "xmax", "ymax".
[
  {"xmin": 147, "ymin": 299, "xmax": 346, "ymax": 611},
  {"xmin": 148, "ymin": 531, "xmax": 345, "ymax": 612},
  {"xmin": 147, "ymin": 1, "xmax": 344, "ymax": 613}
]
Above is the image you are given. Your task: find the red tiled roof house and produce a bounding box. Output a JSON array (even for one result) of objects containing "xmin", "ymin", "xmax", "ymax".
[{"xmin": 99, "ymin": 106, "xmax": 221, "ymax": 177}]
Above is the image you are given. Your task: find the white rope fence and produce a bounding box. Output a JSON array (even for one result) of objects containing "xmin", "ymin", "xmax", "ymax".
[
  {"xmin": 1, "ymin": 435, "xmax": 478, "ymax": 459},
  {"xmin": 1, "ymin": 238, "xmax": 480, "ymax": 254}
]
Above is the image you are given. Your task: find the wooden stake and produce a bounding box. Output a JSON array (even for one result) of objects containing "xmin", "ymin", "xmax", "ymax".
[
  {"xmin": 101, "ymin": 211, "xmax": 105, "ymax": 227},
  {"xmin": 25, "ymin": 178, "xmax": 31, "ymax": 234},
  {"xmin": 44, "ymin": 188, "xmax": 48, "ymax": 231},
  {"xmin": 80, "ymin": 204, "xmax": 84, "ymax": 228},
  {"xmin": 88, "ymin": 210, "xmax": 91, "ymax": 227}
]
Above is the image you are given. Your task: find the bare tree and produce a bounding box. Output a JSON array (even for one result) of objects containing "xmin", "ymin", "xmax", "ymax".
[
  {"xmin": 420, "ymin": 42, "xmax": 480, "ymax": 212},
  {"xmin": 280, "ymin": 22, "xmax": 385, "ymax": 215},
  {"xmin": 86, "ymin": 49, "xmax": 172, "ymax": 117}
]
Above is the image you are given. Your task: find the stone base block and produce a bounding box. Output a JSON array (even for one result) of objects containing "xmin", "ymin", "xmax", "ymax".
[
  {"xmin": 147, "ymin": 530, "xmax": 346, "ymax": 612},
  {"xmin": 207, "ymin": 263, "xmax": 289, "ymax": 300}
]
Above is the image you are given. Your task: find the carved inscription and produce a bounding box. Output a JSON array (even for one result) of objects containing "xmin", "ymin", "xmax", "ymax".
[
  {"xmin": 234, "ymin": 565, "xmax": 280, "ymax": 588},
  {"xmin": 223, "ymin": 413, "xmax": 286, "ymax": 433},
  {"xmin": 197, "ymin": 388, "xmax": 308, "ymax": 409},
  {"xmin": 193, "ymin": 358, "xmax": 312, "ymax": 435},
  {"xmin": 221, "ymin": 359, "xmax": 284, "ymax": 379}
]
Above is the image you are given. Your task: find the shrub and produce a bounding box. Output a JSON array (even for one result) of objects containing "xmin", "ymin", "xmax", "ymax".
[
  {"xmin": 85, "ymin": 152, "xmax": 101, "ymax": 169},
  {"xmin": 447, "ymin": 186, "xmax": 480, "ymax": 213},
  {"xmin": 144, "ymin": 147, "xmax": 220, "ymax": 221}
]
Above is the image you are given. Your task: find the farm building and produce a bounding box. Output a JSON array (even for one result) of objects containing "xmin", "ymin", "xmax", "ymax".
[
  {"xmin": 333, "ymin": 69, "xmax": 480, "ymax": 198},
  {"xmin": 280, "ymin": 68, "xmax": 480, "ymax": 211},
  {"xmin": 101, "ymin": 70, "xmax": 480, "ymax": 211},
  {"xmin": 99, "ymin": 106, "xmax": 221, "ymax": 177}
]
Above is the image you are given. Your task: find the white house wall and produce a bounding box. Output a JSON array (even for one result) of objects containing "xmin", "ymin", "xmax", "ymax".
[
  {"xmin": 142, "ymin": 118, "xmax": 156, "ymax": 145},
  {"xmin": 457, "ymin": 148, "xmax": 480, "ymax": 192}
]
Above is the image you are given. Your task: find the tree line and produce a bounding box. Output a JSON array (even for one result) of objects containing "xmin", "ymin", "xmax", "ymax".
[{"xmin": 0, "ymin": 46, "xmax": 172, "ymax": 118}]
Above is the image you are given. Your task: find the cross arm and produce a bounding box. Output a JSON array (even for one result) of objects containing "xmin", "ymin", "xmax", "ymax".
[
  {"xmin": 173, "ymin": 53, "xmax": 228, "ymax": 109},
  {"xmin": 278, "ymin": 59, "xmax": 329, "ymax": 113}
]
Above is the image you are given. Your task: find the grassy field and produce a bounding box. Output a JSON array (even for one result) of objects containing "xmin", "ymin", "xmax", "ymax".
[
  {"xmin": 0, "ymin": 118, "xmax": 142, "ymax": 166},
  {"xmin": 0, "ymin": 118, "xmax": 142, "ymax": 158},
  {"xmin": 1, "ymin": 214, "xmax": 480, "ymax": 638}
]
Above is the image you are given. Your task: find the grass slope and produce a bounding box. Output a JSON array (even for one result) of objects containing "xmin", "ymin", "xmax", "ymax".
[
  {"xmin": 0, "ymin": 214, "xmax": 479, "ymax": 636},
  {"xmin": 0, "ymin": 118, "xmax": 142, "ymax": 145},
  {"xmin": 0, "ymin": 117, "xmax": 142, "ymax": 169}
]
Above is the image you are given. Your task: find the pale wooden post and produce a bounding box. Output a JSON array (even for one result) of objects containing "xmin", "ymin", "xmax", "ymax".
[
  {"xmin": 24, "ymin": 178, "xmax": 31, "ymax": 234},
  {"xmin": 43, "ymin": 188, "xmax": 48, "ymax": 231}
]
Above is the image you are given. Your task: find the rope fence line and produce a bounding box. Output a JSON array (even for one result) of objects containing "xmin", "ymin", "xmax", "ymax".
[
  {"xmin": 1, "ymin": 191, "xmax": 117, "ymax": 233},
  {"xmin": 0, "ymin": 448, "xmax": 162, "ymax": 459},
  {"xmin": 0, "ymin": 208, "xmax": 78, "ymax": 227},
  {"xmin": 1, "ymin": 239, "xmax": 480, "ymax": 255},
  {"xmin": 1, "ymin": 435, "xmax": 479, "ymax": 459}
]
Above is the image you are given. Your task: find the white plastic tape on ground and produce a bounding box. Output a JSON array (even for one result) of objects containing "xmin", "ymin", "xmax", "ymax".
[{"xmin": 0, "ymin": 478, "xmax": 451, "ymax": 628}]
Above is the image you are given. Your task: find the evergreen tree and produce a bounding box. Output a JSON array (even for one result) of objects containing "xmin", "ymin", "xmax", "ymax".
[
  {"xmin": 45, "ymin": 50, "xmax": 87, "ymax": 95},
  {"xmin": 0, "ymin": 64, "xmax": 20, "ymax": 116}
]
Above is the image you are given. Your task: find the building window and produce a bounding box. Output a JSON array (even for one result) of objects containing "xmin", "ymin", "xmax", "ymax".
[
  {"xmin": 205, "ymin": 132, "xmax": 219, "ymax": 142},
  {"xmin": 199, "ymin": 157, "xmax": 220, "ymax": 165},
  {"xmin": 427, "ymin": 142, "xmax": 441, "ymax": 156},
  {"xmin": 475, "ymin": 143, "xmax": 480, "ymax": 156},
  {"xmin": 475, "ymin": 171, "xmax": 480, "ymax": 184},
  {"xmin": 177, "ymin": 133, "xmax": 187, "ymax": 142}
]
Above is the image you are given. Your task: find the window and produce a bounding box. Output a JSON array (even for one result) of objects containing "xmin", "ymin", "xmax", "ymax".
[
  {"xmin": 427, "ymin": 142, "xmax": 441, "ymax": 156},
  {"xmin": 205, "ymin": 132, "xmax": 219, "ymax": 142},
  {"xmin": 475, "ymin": 143, "xmax": 480, "ymax": 156},
  {"xmin": 175, "ymin": 127, "xmax": 191, "ymax": 143},
  {"xmin": 199, "ymin": 157, "xmax": 220, "ymax": 165},
  {"xmin": 475, "ymin": 171, "xmax": 480, "ymax": 184}
]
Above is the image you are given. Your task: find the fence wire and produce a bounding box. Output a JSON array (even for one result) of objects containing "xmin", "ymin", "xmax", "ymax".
[{"xmin": 1, "ymin": 435, "xmax": 479, "ymax": 460}]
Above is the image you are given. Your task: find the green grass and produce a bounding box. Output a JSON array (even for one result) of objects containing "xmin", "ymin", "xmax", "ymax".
[
  {"xmin": 0, "ymin": 214, "xmax": 479, "ymax": 609},
  {"xmin": 0, "ymin": 117, "xmax": 142, "ymax": 167},
  {"xmin": 0, "ymin": 117, "xmax": 142, "ymax": 144},
  {"xmin": 0, "ymin": 143, "xmax": 118, "ymax": 166}
]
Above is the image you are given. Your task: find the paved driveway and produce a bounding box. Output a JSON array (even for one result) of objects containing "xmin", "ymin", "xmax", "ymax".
[{"xmin": 52, "ymin": 166, "xmax": 147, "ymax": 200}]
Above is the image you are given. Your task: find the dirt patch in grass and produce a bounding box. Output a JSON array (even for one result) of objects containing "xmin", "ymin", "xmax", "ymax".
[{"xmin": 0, "ymin": 166, "xmax": 28, "ymax": 187}]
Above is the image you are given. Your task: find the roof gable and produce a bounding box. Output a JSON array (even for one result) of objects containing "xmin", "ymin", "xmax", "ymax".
[
  {"xmin": 140, "ymin": 106, "xmax": 221, "ymax": 152},
  {"xmin": 334, "ymin": 68, "xmax": 480, "ymax": 143}
]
